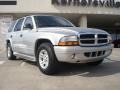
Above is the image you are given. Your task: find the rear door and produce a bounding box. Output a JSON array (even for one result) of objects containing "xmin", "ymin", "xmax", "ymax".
[
  {"xmin": 12, "ymin": 18, "xmax": 24, "ymax": 53},
  {"xmin": 7, "ymin": 20, "xmax": 17, "ymax": 45}
]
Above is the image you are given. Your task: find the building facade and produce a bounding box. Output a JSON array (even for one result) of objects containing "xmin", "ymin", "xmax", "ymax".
[{"xmin": 0, "ymin": 0, "xmax": 120, "ymax": 47}]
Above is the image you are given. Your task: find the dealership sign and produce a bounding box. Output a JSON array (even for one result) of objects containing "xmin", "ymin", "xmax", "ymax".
[
  {"xmin": 52, "ymin": 0, "xmax": 120, "ymax": 8},
  {"xmin": 0, "ymin": 0, "xmax": 17, "ymax": 5}
]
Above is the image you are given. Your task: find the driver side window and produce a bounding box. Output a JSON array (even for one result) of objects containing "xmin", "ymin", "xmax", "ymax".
[{"xmin": 23, "ymin": 17, "xmax": 33, "ymax": 30}]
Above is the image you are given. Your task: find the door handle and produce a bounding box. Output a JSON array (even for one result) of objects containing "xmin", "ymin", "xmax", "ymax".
[
  {"xmin": 10, "ymin": 35, "xmax": 13, "ymax": 38},
  {"xmin": 20, "ymin": 34, "xmax": 23, "ymax": 37}
]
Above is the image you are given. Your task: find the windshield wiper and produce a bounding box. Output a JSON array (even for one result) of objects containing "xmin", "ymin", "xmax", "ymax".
[
  {"xmin": 63, "ymin": 25, "xmax": 73, "ymax": 27},
  {"xmin": 38, "ymin": 25, "xmax": 73, "ymax": 27}
]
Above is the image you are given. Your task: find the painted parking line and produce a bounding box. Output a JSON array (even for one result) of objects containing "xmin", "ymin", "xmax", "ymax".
[
  {"xmin": 104, "ymin": 58, "xmax": 114, "ymax": 62},
  {"xmin": 111, "ymin": 55, "xmax": 120, "ymax": 58},
  {"xmin": 20, "ymin": 62, "xmax": 26, "ymax": 67},
  {"xmin": 105, "ymin": 55, "xmax": 120, "ymax": 62},
  {"xmin": 0, "ymin": 61, "xmax": 5, "ymax": 65}
]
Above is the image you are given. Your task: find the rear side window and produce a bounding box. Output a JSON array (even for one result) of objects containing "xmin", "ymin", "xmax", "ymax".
[
  {"xmin": 8, "ymin": 21, "xmax": 16, "ymax": 32},
  {"xmin": 14, "ymin": 18, "xmax": 24, "ymax": 32}
]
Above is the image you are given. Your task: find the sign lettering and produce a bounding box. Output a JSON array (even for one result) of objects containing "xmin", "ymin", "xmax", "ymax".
[{"xmin": 52, "ymin": 0, "xmax": 120, "ymax": 8}]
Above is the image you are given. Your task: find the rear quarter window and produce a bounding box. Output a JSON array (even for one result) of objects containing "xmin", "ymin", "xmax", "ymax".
[
  {"xmin": 8, "ymin": 21, "xmax": 16, "ymax": 32},
  {"xmin": 14, "ymin": 18, "xmax": 24, "ymax": 32}
]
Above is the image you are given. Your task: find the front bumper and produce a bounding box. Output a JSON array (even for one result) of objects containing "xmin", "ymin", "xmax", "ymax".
[{"xmin": 54, "ymin": 44, "xmax": 113, "ymax": 63}]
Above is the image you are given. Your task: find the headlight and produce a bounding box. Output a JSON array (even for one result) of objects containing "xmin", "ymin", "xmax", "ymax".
[
  {"xmin": 108, "ymin": 35, "xmax": 112, "ymax": 43},
  {"xmin": 58, "ymin": 36, "xmax": 79, "ymax": 46}
]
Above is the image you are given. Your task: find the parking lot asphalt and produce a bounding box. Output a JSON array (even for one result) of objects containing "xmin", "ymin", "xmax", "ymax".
[{"xmin": 0, "ymin": 48, "xmax": 120, "ymax": 90}]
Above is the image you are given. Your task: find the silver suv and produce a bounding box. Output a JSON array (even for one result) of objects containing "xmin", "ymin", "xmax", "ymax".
[{"xmin": 6, "ymin": 15, "xmax": 113, "ymax": 75}]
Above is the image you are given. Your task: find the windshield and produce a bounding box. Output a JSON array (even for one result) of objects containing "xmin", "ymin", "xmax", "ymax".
[{"xmin": 34, "ymin": 16, "xmax": 74, "ymax": 28}]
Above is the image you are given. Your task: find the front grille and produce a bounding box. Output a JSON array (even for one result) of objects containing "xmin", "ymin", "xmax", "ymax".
[
  {"xmin": 80, "ymin": 34, "xmax": 94, "ymax": 39},
  {"xmin": 81, "ymin": 40, "xmax": 95, "ymax": 44},
  {"xmin": 84, "ymin": 50, "xmax": 106, "ymax": 57},
  {"xmin": 98, "ymin": 34, "xmax": 107, "ymax": 38},
  {"xmin": 98, "ymin": 39, "xmax": 107, "ymax": 43},
  {"xmin": 79, "ymin": 34, "xmax": 108, "ymax": 46}
]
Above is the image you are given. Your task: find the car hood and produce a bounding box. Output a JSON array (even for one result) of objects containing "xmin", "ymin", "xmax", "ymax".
[{"xmin": 37, "ymin": 27, "xmax": 108, "ymax": 35}]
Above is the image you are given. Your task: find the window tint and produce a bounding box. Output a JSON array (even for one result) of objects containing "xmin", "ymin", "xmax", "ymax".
[
  {"xmin": 8, "ymin": 21, "xmax": 16, "ymax": 32},
  {"xmin": 34, "ymin": 16, "xmax": 74, "ymax": 28},
  {"xmin": 23, "ymin": 17, "xmax": 33, "ymax": 30},
  {"xmin": 14, "ymin": 18, "xmax": 24, "ymax": 32}
]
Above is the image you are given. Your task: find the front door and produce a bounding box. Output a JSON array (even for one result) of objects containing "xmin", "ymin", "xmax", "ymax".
[{"xmin": 20, "ymin": 16, "xmax": 35, "ymax": 56}]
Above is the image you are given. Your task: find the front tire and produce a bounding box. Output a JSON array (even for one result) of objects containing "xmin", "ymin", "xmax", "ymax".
[
  {"xmin": 36, "ymin": 43, "xmax": 58, "ymax": 75},
  {"xmin": 7, "ymin": 43, "xmax": 16, "ymax": 60}
]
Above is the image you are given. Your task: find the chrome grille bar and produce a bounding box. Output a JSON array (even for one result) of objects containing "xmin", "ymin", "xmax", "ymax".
[{"xmin": 79, "ymin": 34, "xmax": 108, "ymax": 46}]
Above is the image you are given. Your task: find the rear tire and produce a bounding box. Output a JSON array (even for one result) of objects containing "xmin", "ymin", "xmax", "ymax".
[
  {"xmin": 36, "ymin": 43, "xmax": 58, "ymax": 75},
  {"xmin": 7, "ymin": 43, "xmax": 16, "ymax": 60},
  {"xmin": 87, "ymin": 59, "xmax": 104, "ymax": 66}
]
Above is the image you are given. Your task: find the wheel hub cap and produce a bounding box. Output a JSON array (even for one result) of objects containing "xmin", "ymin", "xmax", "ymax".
[
  {"xmin": 39, "ymin": 50, "xmax": 49, "ymax": 69},
  {"xmin": 7, "ymin": 47, "xmax": 11, "ymax": 57}
]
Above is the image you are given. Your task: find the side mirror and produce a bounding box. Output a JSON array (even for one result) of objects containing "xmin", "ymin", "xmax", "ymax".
[{"xmin": 24, "ymin": 23, "xmax": 33, "ymax": 30}]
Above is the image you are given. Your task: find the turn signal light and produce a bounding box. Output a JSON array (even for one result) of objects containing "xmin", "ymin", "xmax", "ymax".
[{"xmin": 58, "ymin": 41, "xmax": 79, "ymax": 46}]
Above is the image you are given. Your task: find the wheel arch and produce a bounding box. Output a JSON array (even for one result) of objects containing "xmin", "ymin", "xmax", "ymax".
[
  {"xmin": 34, "ymin": 39, "xmax": 53, "ymax": 57},
  {"xmin": 6, "ymin": 39, "xmax": 11, "ymax": 46}
]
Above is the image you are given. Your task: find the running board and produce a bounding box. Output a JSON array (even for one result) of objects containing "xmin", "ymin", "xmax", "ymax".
[{"xmin": 14, "ymin": 52, "xmax": 36, "ymax": 62}]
